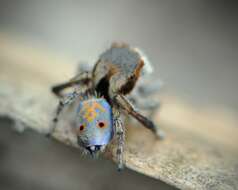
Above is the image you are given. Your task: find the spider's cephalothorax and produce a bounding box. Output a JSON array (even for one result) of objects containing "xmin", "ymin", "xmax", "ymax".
[{"xmin": 50, "ymin": 43, "xmax": 164, "ymax": 170}]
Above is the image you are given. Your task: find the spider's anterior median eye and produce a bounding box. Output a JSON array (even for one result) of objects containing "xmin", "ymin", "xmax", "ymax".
[
  {"xmin": 98, "ymin": 121, "xmax": 105, "ymax": 128},
  {"xmin": 79, "ymin": 125, "xmax": 85, "ymax": 131}
]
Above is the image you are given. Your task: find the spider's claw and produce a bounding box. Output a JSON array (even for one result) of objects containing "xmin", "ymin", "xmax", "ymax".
[
  {"xmin": 155, "ymin": 128, "xmax": 165, "ymax": 140},
  {"xmin": 117, "ymin": 163, "xmax": 124, "ymax": 171}
]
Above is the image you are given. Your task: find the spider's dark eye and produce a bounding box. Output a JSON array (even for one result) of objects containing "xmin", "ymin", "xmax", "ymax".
[
  {"xmin": 98, "ymin": 121, "xmax": 105, "ymax": 128},
  {"xmin": 79, "ymin": 125, "xmax": 85, "ymax": 131}
]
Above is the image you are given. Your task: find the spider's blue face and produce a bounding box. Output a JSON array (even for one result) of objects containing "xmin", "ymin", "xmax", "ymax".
[{"xmin": 75, "ymin": 98, "xmax": 114, "ymax": 155}]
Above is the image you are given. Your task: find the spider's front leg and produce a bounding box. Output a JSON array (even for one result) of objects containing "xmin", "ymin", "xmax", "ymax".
[
  {"xmin": 52, "ymin": 71, "xmax": 91, "ymax": 98},
  {"xmin": 114, "ymin": 94, "xmax": 165, "ymax": 139},
  {"xmin": 113, "ymin": 107, "xmax": 125, "ymax": 171},
  {"xmin": 47, "ymin": 91, "xmax": 80, "ymax": 136}
]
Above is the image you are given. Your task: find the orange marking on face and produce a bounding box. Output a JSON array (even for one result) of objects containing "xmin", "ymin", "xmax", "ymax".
[{"xmin": 80, "ymin": 101, "xmax": 106, "ymax": 122}]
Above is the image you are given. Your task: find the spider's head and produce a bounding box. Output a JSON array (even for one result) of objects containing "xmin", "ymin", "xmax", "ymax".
[{"xmin": 75, "ymin": 97, "xmax": 114, "ymax": 156}]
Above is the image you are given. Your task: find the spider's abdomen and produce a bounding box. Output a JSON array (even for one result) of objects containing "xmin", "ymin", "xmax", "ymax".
[
  {"xmin": 92, "ymin": 43, "xmax": 144, "ymax": 98},
  {"xmin": 100, "ymin": 44, "xmax": 141, "ymax": 75}
]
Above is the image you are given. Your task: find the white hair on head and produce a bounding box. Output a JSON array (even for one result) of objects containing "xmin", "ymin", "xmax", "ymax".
[{"xmin": 134, "ymin": 47, "xmax": 154, "ymax": 76}]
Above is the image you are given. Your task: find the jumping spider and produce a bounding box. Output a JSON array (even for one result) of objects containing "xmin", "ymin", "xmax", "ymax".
[{"xmin": 50, "ymin": 43, "xmax": 164, "ymax": 170}]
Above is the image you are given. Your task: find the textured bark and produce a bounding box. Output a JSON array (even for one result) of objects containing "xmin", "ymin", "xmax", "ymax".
[{"xmin": 1, "ymin": 34, "xmax": 238, "ymax": 190}]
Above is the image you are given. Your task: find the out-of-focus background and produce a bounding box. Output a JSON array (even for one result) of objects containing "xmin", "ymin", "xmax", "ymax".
[{"xmin": 0, "ymin": 0, "xmax": 237, "ymax": 189}]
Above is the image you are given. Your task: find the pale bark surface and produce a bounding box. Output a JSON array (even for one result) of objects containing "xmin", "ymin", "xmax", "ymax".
[{"xmin": 1, "ymin": 34, "xmax": 238, "ymax": 190}]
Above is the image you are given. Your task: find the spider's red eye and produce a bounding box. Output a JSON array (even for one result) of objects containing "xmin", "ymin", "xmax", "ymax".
[
  {"xmin": 98, "ymin": 122, "xmax": 105, "ymax": 128},
  {"xmin": 79, "ymin": 125, "xmax": 84, "ymax": 131}
]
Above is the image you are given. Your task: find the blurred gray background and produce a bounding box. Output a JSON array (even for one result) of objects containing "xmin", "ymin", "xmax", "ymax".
[{"xmin": 0, "ymin": 0, "xmax": 237, "ymax": 189}]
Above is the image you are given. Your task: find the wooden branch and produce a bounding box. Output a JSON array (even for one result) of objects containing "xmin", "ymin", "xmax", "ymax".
[{"xmin": 1, "ymin": 33, "xmax": 238, "ymax": 190}]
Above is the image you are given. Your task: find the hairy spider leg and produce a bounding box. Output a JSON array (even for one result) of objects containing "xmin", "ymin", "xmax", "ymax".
[
  {"xmin": 114, "ymin": 94, "xmax": 164, "ymax": 139},
  {"xmin": 112, "ymin": 107, "xmax": 125, "ymax": 171},
  {"xmin": 52, "ymin": 71, "xmax": 91, "ymax": 97}
]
